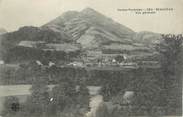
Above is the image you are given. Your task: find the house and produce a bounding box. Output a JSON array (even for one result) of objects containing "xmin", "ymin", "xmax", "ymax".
[
  {"xmin": 36, "ymin": 60, "xmax": 43, "ymax": 66},
  {"xmin": 112, "ymin": 59, "xmax": 116, "ymax": 63},
  {"xmin": 48, "ymin": 61, "xmax": 55, "ymax": 67}
]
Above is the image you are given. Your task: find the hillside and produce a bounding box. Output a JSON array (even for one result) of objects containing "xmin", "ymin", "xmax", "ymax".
[
  {"xmin": 0, "ymin": 8, "xmax": 162, "ymax": 63},
  {"xmin": 133, "ymin": 31, "xmax": 162, "ymax": 46},
  {"xmin": 43, "ymin": 8, "xmax": 135, "ymax": 49},
  {"xmin": 0, "ymin": 28, "xmax": 7, "ymax": 59},
  {"xmin": 43, "ymin": 8, "xmax": 162, "ymax": 58},
  {"xmin": 0, "ymin": 26, "xmax": 75, "ymax": 62},
  {"xmin": 0, "ymin": 26, "xmax": 71, "ymax": 52}
]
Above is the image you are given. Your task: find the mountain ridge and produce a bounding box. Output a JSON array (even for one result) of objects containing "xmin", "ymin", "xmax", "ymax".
[
  {"xmin": 0, "ymin": 8, "xmax": 162, "ymax": 62},
  {"xmin": 43, "ymin": 8, "xmax": 136, "ymax": 49}
]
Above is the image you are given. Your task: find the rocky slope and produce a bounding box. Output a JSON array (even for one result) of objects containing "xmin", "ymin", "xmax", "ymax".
[
  {"xmin": 43, "ymin": 8, "xmax": 162, "ymax": 57},
  {"xmin": 43, "ymin": 8, "xmax": 136, "ymax": 49}
]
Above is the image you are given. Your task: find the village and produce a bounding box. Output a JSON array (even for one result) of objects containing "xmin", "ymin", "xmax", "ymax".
[{"xmin": 0, "ymin": 50, "xmax": 160, "ymax": 71}]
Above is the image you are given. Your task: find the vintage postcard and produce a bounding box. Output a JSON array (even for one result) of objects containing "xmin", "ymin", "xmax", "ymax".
[{"xmin": 0, "ymin": 0, "xmax": 182, "ymax": 117}]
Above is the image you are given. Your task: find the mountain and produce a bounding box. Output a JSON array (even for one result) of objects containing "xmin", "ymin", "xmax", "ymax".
[
  {"xmin": 43, "ymin": 8, "xmax": 162, "ymax": 62},
  {"xmin": 1, "ymin": 26, "xmax": 71, "ymax": 49},
  {"xmin": 133, "ymin": 31, "xmax": 162, "ymax": 45},
  {"xmin": 43, "ymin": 8, "xmax": 135, "ymax": 49},
  {"xmin": 1, "ymin": 8, "xmax": 162, "ymax": 63},
  {"xmin": 0, "ymin": 26, "xmax": 73, "ymax": 62},
  {"xmin": 0, "ymin": 28, "xmax": 7, "ymax": 35}
]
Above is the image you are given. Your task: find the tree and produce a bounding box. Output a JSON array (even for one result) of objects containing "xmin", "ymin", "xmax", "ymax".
[
  {"xmin": 49, "ymin": 82, "xmax": 77, "ymax": 115},
  {"xmin": 76, "ymin": 84, "xmax": 90, "ymax": 108},
  {"xmin": 115, "ymin": 55, "xmax": 124, "ymax": 63},
  {"xmin": 157, "ymin": 34, "xmax": 183, "ymax": 115},
  {"xmin": 2, "ymin": 96, "xmax": 20, "ymax": 116},
  {"xmin": 26, "ymin": 75, "xmax": 50, "ymax": 116},
  {"xmin": 1, "ymin": 69, "xmax": 15, "ymax": 84},
  {"xmin": 100, "ymin": 72, "xmax": 123, "ymax": 101}
]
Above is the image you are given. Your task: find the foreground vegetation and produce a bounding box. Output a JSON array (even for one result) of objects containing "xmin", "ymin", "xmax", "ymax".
[{"xmin": 1, "ymin": 34, "xmax": 182, "ymax": 116}]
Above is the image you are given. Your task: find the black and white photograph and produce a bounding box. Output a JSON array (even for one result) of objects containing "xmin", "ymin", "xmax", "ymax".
[{"xmin": 0, "ymin": 0, "xmax": 182, "ymax": 117}]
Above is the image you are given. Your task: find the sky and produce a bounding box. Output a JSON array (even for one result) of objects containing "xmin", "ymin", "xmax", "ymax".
[{"xmin": 0, "ymin": 0, "xmax": 183, "ymax": 34}]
